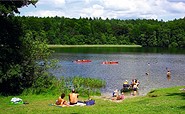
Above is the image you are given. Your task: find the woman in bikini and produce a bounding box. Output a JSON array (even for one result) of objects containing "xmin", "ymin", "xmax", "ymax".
[{"xmin": 56, "ymin": 93, "xmax": 69, "ymax": 106}]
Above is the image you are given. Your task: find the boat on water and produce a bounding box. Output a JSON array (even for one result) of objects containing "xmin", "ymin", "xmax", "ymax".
[
  {"xmin": 74, "ymin": 59, "xmax": 92, "ymax": 63},
  {"xmin": 102, "ymin": 61, "xmax": 118, "ymax": 64}
]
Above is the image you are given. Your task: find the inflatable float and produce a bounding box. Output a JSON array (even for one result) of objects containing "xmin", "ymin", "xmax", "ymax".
[
  {"xmin": 102, "ymin": 61, "xmax": 118, "ymax": 65},
  {"xmin": 74, "ymin": 59, "xmax": 92, "ymax": 63}
]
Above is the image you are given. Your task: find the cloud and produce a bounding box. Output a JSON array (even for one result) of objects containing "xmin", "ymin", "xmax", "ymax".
[
  {"xmin": 153, "ymin": 0, "xmax": 185, "ymax": 20},
  {"xmin": 38, "ymin": 0, "xmax": 65, "ymax": 6},
  {"xmin": 18, "ymin": 0, "xmax": 185, "ymax": 21},
  {"xmin": 167, "ymin": 0, "xmax": 185, "ymax": 3},
  {"xmin": 26, "ymin": 10, "xmax": 65, "ymax": 17},
  {"xmin": 80, "ymin": 4, "xmax": 104, "ymax": 18}
]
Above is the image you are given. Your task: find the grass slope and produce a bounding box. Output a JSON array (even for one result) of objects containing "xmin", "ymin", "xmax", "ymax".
[{"xmin": 0, "ymin": 86, "xmax": 184, "ymax": 114}]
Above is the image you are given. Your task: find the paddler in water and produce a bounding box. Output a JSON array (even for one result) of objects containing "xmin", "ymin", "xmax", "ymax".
[{"xmin": 167, "ymin": 70, "xmax": 171, "ymax": 81}]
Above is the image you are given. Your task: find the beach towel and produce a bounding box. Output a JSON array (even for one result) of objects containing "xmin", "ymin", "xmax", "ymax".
[
  {"xmin": 70, "ymin": 102, "xmax": 86, "ymax": 107},
  {"xmin": 10, "ymin": 97, "xmax": 23, "ymax": 104}
]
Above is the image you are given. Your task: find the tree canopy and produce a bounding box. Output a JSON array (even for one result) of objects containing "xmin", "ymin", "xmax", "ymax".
[
  {"xmin": 0, "ymin": 0, "xmax": 58, "ymax": 96},
  {"xmin": 0, "ymin": 0, "xmax": 37, "ymax": 16},
  {"xmin": 14, "ymin": 16, "xmax": 185, "ymax": 48}
]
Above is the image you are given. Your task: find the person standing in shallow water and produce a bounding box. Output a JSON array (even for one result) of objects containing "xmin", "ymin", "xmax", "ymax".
[{"xmin": 167, "ymin": 70, "xmax": 171, "ymax": 81}]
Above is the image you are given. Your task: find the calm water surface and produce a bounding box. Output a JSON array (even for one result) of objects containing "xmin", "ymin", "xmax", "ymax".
[{"xmin": 50, "ymin": 47, "xmax": 185, "ymax": 96}]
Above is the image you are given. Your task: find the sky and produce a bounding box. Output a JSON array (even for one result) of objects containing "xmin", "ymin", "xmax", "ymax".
[{"xmin": 18, "ymin": 0, "xmax": 185, "ymax": 21}]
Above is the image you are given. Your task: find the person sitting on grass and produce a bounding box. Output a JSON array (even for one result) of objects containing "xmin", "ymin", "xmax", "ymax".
[
  {"xmin": 69, "ymin": 89, "xmax": 79, "ymax": 105},
  {"xmin": 112, "ymin": 89, "xmax": 119, "ymax": 97},
  {"xmin": 119, "ymin": 92, "xmax": 125, "ymax": 100},
  {"xmin": 56, "ymin": 93, "xmax": 69, "ymax": 107},
  {"xmin": 115, "ymin": 92, "xmax": 125, "ymax": 100},
  {"xmin": 112, "ymin": 90, "xmax": 125, "ymax": 100}
]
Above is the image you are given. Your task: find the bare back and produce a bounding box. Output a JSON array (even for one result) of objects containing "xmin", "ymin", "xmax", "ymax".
[
  {"xmin": 69, "ymin": 93, "xmax": 79, "ymax": 104},
  {"xmin": 56, "ymin": 97, "xmax": 65, "ymax": 105}
]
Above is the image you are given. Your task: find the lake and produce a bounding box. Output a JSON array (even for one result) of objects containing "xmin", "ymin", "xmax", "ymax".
[{"xmin": 50, "ymin": 47, "xmax": 185, "ymax": 96}]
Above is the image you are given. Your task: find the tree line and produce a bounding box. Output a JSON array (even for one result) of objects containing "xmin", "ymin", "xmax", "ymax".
[{"xmin": 15, "ymin": 16, "xmax": 185, "ymax": 48}]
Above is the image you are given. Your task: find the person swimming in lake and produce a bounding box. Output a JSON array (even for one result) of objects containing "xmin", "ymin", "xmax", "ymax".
[{"xmin": 167, "ymin": 70, "xmax": 171, "ymax": 81}]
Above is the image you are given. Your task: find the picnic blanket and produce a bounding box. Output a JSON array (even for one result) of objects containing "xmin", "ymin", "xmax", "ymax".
[{"xmin": 49, "ymin": 100, "xmax": 95, "ymax": 107}]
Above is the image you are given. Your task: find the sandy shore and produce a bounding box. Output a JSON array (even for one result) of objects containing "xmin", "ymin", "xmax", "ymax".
[{"xmin": 93, "ymin": 92, "xmax": 143, "ymax": 102}]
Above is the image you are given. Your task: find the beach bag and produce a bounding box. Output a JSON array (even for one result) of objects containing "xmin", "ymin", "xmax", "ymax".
[{"xmin": 85, "ymin": 100, "xmax": 95, "ymax": 106}]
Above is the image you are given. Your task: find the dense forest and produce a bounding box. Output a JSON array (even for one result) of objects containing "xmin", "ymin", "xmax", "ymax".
[{"xmin": 16, "ymin": 16, "xmax": 185, "ymax": 48}]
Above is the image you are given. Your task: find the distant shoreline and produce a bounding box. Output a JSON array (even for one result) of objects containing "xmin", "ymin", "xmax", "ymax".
[{"xmin": 48, "ymin": 45, "xmax": 142, "ymax": 48}]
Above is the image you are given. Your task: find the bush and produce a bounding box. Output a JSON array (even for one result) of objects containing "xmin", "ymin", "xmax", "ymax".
[
  {"xmin": 169, "ymin": 42, "xmax": 178, "ymax": 48},
  {"xmin": 66, "ymin": 76, "xmax": 105, "ymax": 97}
]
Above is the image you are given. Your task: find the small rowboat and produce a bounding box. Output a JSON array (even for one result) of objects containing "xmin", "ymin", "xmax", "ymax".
[
  {"xmin": 74, "ymin": 59, "xmax": 92, "ymax": 63},
  {"xmin": 102, "ymin": 61, "xmax": 118, "ymax": 64}
]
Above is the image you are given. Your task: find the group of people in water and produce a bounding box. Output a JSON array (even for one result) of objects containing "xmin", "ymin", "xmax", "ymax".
[
  {"xmin": 123, "ymin": 79, "xmax": 140, "ymax": 89},
  {"xmin": 112, "ymin": 79, "xmax": 140, "ymax": 100},
  {"xmin": 122, "ymin": 79, "xmax": 140, "ymax": 95},
  {"xmin": 112, "ymin": 69, "xmax": 172, "ymax": 100}
]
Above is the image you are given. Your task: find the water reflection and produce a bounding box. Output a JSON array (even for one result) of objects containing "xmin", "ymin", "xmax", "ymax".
[{"xmin": 51, "ymin": 47, "xmax": 185, "ymax": 54}]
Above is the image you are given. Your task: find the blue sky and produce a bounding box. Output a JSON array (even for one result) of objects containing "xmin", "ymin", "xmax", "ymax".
[{"xmin": 18, "ymin": 0, "xmax": 185, "ymax": 21}]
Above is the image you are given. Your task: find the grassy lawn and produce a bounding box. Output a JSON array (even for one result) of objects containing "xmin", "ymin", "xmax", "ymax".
[
  {"xmin": 0, "ymin": 86, "xmax": 184, "ymax": 114},
  {"xmin": 48, "ymin": 44, "xmax": 142, "ymax": 48}
]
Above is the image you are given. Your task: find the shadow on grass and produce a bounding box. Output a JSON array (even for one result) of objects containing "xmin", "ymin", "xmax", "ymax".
[
  {"xmin": 178, "ymin": 106, "xmax": 185, "ymax": 110},
  {"xmin": 166, "ymin": 92, "xmax": 185, "ymax": 100},
  {"xmin": 147, "ymin": 90, "xmax": 160, "ymax": 97}
]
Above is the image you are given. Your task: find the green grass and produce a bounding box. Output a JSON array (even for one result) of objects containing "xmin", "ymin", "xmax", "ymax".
[
  {"xmin": 48, "ymin": 44, "xmax": 142, "ymax": 48},
  {"xmin": 0, "ymin": 86, "xmax": 185, "ymax": 114}
]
